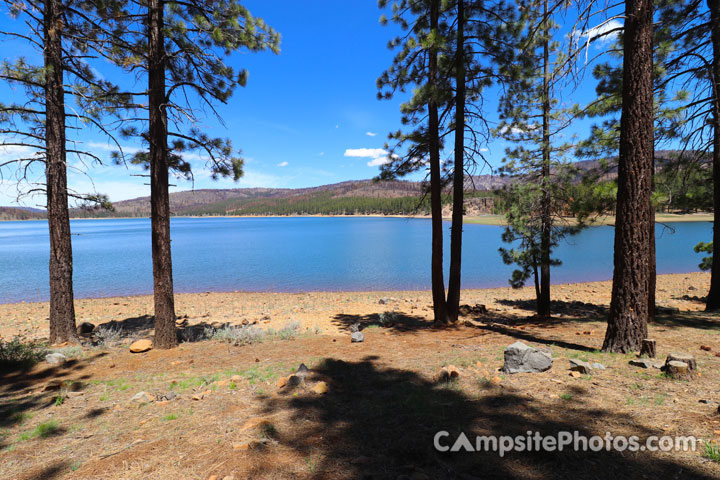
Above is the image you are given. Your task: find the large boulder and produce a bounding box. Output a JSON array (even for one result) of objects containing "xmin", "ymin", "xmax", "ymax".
[{"xmin": 501, "ymin": 341, "xmax": 553, "ymax": 374}]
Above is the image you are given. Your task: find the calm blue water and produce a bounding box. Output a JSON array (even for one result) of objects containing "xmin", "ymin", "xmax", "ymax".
[{"xmin": 0, "ymin": 217, "xmax": 711, "ymax": 303}]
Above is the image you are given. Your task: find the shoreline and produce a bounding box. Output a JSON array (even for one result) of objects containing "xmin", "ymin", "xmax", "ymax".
[
  {"xmin": 0, "ymin": 272, "xmax": 709, "ymax": 339},
  {"xmin": 0, "ymin": 211, "xmax": 714, "ymax": 225}
]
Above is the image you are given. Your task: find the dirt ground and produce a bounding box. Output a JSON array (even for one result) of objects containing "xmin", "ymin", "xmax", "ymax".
[{"xmin": 1, "ymin": 272, "xmax": 720, "ymax": 479}]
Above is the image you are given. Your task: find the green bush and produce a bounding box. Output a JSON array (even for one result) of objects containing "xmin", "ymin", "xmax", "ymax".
[{"xmin": 0, "ymin": 337, "xmax": 47, "ymax": 371}]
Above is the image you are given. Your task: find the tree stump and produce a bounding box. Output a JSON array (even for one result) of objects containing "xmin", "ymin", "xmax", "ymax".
[
  {"xmin": 639, "ymin": 339, "xmax": 656, "ymax": 358},
  {"xmin": 666, "ymin": 353, "xmax": 697, "ymax": 371},
  {"xmin": 664, "ymin": 360, "xmax": 692, "ymax": 379}
]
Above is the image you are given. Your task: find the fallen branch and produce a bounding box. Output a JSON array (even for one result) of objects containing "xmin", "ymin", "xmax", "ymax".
[{"xmin": 98, "ymin": 439, "xmax": 146, "ymax": 459}]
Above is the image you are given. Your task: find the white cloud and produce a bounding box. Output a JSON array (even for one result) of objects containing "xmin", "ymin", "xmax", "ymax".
[
  {"xmin": 344, "ymin": 148, "xmax": 396, "ymax": 167},
  {"xmin": 366, "ymin": 131, "xmax": 377, "ymax": 137},
  {"xmin": 344, "ymin": 148, "xmax": 388, "ymax": 159},
  {"xmin": 582, "ymin": 19, "xmax": 623, "ymax": 44},
  {"xmin": 277, "ymin": 161, "xmax": 288, "ymax": 167},
  {"xmin": 367, "ymin": 157, "xmax": 390, "ymax": 167}
]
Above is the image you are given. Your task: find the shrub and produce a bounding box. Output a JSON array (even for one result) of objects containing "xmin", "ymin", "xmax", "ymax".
[
  {"xmin": 0, "ymin": 337, "xmax": 47, "ymax": 371},
  {"xmin": 206, "ymin": 325, "xmax": 266, "ymax": 345},
  {"xmin": 95, "ymin": 326, "xmax": 123, "ymax": 346}
]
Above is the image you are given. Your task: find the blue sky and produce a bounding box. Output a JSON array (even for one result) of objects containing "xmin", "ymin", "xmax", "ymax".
[{"xmin": 0, "ymin": 1, "xmax": 621, "ymax": 207}]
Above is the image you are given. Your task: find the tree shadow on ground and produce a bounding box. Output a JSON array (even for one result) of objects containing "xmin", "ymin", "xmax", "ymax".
[
  {"xmin": 94, "ymin": 315, "xmax": 237, "ymax": 344},
  {"xmin": 496, "ymin": 298, "xmax": 608, "ymax": 319},
  {"xmin": 0, "ymin": 352, "xmax": 105, "ymax": 449},
  {"xmin": 653, "ymin": 311, "xmax": 720, "ymax": 331},
  {"xmin": 472, "ymin": 323, "xmax": 601, "ymax": 353},
  {"xmin": 255, "ymin": 356, "xmax": 714, "ymax": 479},
  {"xmin": 332, "ymin": 311, "xmax": 433, "ymax": 335}
]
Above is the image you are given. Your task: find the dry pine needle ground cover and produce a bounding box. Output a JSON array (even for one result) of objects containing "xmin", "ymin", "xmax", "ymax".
[{"xmin": 1, "ymin": 272, "xmax": 719, "ymax": 479}]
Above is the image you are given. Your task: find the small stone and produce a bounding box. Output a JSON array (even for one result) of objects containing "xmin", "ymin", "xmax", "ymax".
[
  {"xmin": 241, "ymin": 416, "xmax": 271, "ymax": 432},
  {"xmin": 629, "ymin": 358, "xmax": 657, "ymax": 369},
  {"xmin": 490, "ymin": 376, "xmax": 503, "ymax": 385},
  {"xmin": 277, "ymin": 376, "xmax": 289, "ymax": 388},
  {"xmin": 436, "ymin": 367, "xmax": 450, "ymax": 382},
  {"xmin": 208, "ymin": 476, "xmax": 218, "ymax": 480},
  {"xmin": 287, "ymin": 374, "xmax": 302, "ymax": 387},
  {"xmin": 42, "ymin": 379, "xmax": 64, "ymax": 391},
  {"xmin": 569, "ymin": 371, "xmax": 582, "ymax": 378},
  {"xmin": 129, "ymin": 339, "xmax": 153, "ymax": 353},
  {"xmin": 569, "ymin": 359, "xmax": 593, "ymax": 375},
  {"xmin": 312, "ymin": 381, "xmax": 329, "ymax": 394},
  {"xmin": 45, "ymin": 353, "xmax": 67, "ymax": 365},
  {"xmin": 379, "ymin": 297, "xmax": 388, "ymax": 305},
  {"xmin": 222, "ymin": 476, "xmax": 235, "ymax": 480},
  {"xmin": 77, "ymin": 322, "xmax": 95, "ymax": 335},
  {"xmin": 232, "ymin": 442, "xmax": 253, "ymax": 451},
  {"xmin": 214, "ymin": 380, "xmax": 228, "ymax": 388},
  {"xmin": 475, "ymin": 361, "xmax": 483, "ymax": 368},
  {"xmin": 446, "ymin": 365, "xmax": 460, "ymax": 378},
  {"xmin": 129, "ymin": 391, "xmax": 154, "ymax": 406},
  {"xmin": 230, "ymin": 375, "xmax": 243, "ymax": 383},
  {"xmin": 157, "ymin": 391, "xmax": 177, "ymax": 401},
  {"xmin": 701, "ymin": 345, "xmax": 712, "ymax": 352},
  {"xmin": 591, "ymin": 362, "xmax": 606, "ymax": 370},
  {"xmin": 351, "ymin": 331, "xmax": 364, "ymax": 343}
]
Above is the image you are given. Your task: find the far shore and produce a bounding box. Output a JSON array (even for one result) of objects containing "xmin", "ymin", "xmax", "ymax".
[{"xmin": 1, "ymin": 211, "xmax": 715, "ymax": 225}]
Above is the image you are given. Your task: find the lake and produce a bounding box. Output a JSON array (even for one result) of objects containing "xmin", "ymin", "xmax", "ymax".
[{"xmin": 0, "ymin": 217, "xmax": 711, "ymax": 304}]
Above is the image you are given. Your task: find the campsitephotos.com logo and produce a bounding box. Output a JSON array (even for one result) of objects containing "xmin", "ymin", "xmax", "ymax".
[{"xmin": 434, "ymin": 430, "xmax": 698, "ymax": 457}]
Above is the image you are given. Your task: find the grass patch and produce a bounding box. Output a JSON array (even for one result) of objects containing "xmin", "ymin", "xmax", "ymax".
[
  {"xmin": 206, "ymin": 324, "xmax": 266, "ymax": 345},
  {"xmin": 559, "ymin": 393, "xmax": 573, "ymax": 401},
  {"xmin": 703, "ymin": 441, "xmax": 720, "ymax": 462},
  {"xmin": 18, "ymin": 420, "xmax": 60, "ymax": 442},
  {"xmin": 271, "ymin": 321, "xmax": 301, "ymax": 340},
  {"xmin": 162, "ymin": 413, "xmax": 178, "ymax": 421}
]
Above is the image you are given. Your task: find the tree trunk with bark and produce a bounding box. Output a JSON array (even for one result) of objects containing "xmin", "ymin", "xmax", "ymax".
[
  {"xmin": 538, "ymin": 0, "xmax": 551, "ymax": 318},
  {"xmin": 706, "ymin": 0, "xmax": 720, "ymax": 311},
  {"xmin": 429, "ymin": 0, "xmax": 449, "ymax": 326},
  {"xmin": 45, "ymin": 0, "xmax": 78, "ymax": 345},
  {"xmin": 149, "ymin": 0, "xmax": 177, "ymax": 348},
  {"xmin": 603, "ymin": 0, "xmax": 653, "ymax": 352},
  {"xmin": 447, "ymin": 0, "xmax": 465, "ymax": 323}
]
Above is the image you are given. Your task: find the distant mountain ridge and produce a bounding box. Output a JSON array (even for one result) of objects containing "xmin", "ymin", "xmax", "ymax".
[
  {"xmin": 0, "ymin": 206, "xmax": 46, "ymax": 221},
  {"xmin": 71, "ymin": 176, "xmax": 512, "ymax": 218}
]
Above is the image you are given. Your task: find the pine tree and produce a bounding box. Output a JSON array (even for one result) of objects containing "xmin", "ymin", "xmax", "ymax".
[
  {"xmin": 378, "ymin": 0, "xmax": 516, "ymax": 325},
  {"xmin": 112, "ymin": 0, "xmax": 279, "ymax": 348},
  {"xmin": 0, "ymin": 0, "xmax": 128, "ymax": 344},
  {"xmin": 604, "ymin": 0, "xmax": 655, "ymax": 352},
  {"xmin": 495, "ymin": 0, "xmax": 580, "ymax": 317}
]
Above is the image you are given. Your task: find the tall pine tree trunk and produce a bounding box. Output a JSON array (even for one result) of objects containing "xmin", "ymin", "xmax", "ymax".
[
  {"xmin": 603, "ymin": 0, "xmax": 653, "ymax": 352},
  {"xmin": 45, "ymin": 0, "xmax": 78, "ymax": 345},
  {"xmin": 429, "ymin": 0, "xmax": 449, "ymax": 326},
  {"xmin": 538, "ymin": 0, "xmax": 551, "ymax": 318},
  {"xmin": 149, "ymin": 0, "xmax": 177, "ymax": 348},
  {"xmin": 706, "ymin": 0, "xmax": 720, "ymax": 311},
  {"xmin": 447, "ymin": 0, "xmax": 465, "ymax": 323}
]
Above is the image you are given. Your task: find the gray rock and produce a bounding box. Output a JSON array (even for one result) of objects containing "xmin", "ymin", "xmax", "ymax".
[
  {"xmin": 569, "ymin": 359, "xmax": 593, "ymax": 375},
  {"xmin": 629, "ymin": 358, "xmax": 663, "ymax": 369},
  {"xmin": 378, "ymin": 297, "xmax": 388, "ymax": 305},
  {"xmin": 351, "ymin": 331, "xmax": 365, "ymax": 343},
  {"xmin": 77, "ymin": 322, "xmax": 95, "ymax": 335},
  {"xmin": 591, "ymin": 362, "xmax": 606, "ymax": 371},
  {"xmin": 501, "ymin": 341, "xmax": 553, "ymax": 374},
  {"xmin": 156, "ymin": 391, "xmax": 177, "ymax": 401},
  {"xmin": 129, "ymin": 391, "xmax": 154, "ymax": 406},
  {"xmin": 45, "ymin": 353, "xmax": 67, "ymax": 365}
]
